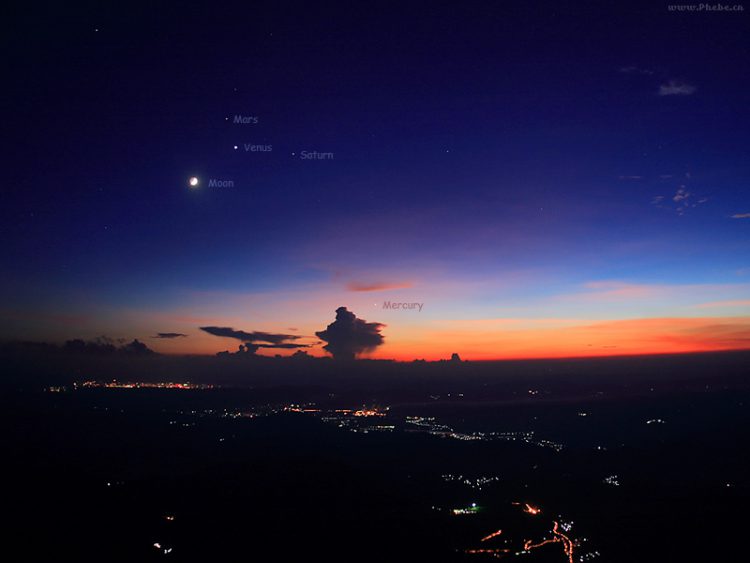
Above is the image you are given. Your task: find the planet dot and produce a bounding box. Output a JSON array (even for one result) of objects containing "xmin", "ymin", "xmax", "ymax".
[{"xmin": 188, "ymin": 177, "xmax": 199, "ymax": 187}]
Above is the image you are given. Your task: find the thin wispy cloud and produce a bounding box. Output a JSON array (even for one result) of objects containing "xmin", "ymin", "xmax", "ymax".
[
  {"xmin": 346, "ymin": 281, "xmax": 413, "ymax": 292},
  {"xmin": 659, "ymin": 80, "xmax": 696, "ymax": 96},
  {"xmin": 152, "ymin": 332, "xmax": 188, "ymax": 339},
  {"xmin": 652, "ymin": 183, "xmax": 707, "ymax": 216},
  {"xmin": 199, "ymin": 326, "xmax": 306, "ymax": 348},
  {"xmin": 546, "ymin": 281, "xmax": 750, "ymax": 315},
  {"xmin": 581, "ymin": 280, "xmax": 657, "ymax": 299},
  {"xmin": 695, "ymin": 299, "xmax": 750, "ymax": 309},
  {"xmin": 619, "ymin": 65, "xmax": 655, "ymax": 75},
  {"xmin": 673, "ymin": 187, "xmax": 690, "ymax": 202},
  {"xmin": 731, "ymin": 213, "xmax": 750, "ymax": 219}
]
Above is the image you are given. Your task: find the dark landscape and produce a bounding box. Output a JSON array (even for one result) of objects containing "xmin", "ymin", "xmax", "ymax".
[{"xmin": 4, "ymin": 349, "xmax": 749, "ymax": 562}]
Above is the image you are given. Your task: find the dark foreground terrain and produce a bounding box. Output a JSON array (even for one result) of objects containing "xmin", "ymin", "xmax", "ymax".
[{"xmin": 3, "ymin": 351, "xmax": 750, "ymax": 562}]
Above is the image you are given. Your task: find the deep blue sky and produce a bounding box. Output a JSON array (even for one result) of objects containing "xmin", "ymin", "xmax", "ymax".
[{"xmin": 2, "ymin": 1, "xmax": 749, "ymax": 357}]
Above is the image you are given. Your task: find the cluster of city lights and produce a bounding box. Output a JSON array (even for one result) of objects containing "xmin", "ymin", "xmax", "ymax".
[
  {"xmin": 461, "ymin": 502, "xmax": 592, "ymax": 563},
  {"xmin": 129, "ymin": 400, "xmax": 600, "ymax": 561},
  {"xmin": 86, "ymin": 398, "xmax": 604, "ymax": 561},
  {"xmin": 152, "ymin": 542, "xmax": 173, "ymax": 555},
  {"xmin": 603, "ymin": 475, "xmax": 620, "ymax": 486},
  {"xmin": 442, "ymin": 473, "xmax": 501, "ymax": 490},
  {"xmin": 522, "ymin": 520, "xmax": 575, "ymax": 563},
  {"xmin": 405, "ymin": 418, "xmax": 565, "ymax": 450},
  {"xmin": 452, "ymin": 502, "xmax": 481, "ymax": 515},
  {"xmin": 81, "ymin": 380, "xmax": 215, "ymax": 390}
]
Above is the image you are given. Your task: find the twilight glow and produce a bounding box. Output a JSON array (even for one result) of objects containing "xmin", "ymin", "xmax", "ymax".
[{"xmin": 2, "ymin": 3, "xmax": 749, "ymax": 360}]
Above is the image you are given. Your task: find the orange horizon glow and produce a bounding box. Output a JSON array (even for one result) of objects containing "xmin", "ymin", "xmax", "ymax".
[
  {"xmin": 365, "ymin": 315, "xmax": 750, "ymax": 361},
  {"xmin": 143, "ymin": 315, "xmax": 750, "ymax": 361}
]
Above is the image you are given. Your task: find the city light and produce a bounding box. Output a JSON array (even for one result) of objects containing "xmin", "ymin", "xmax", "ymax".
[
  {"xmin": 480, "ymin": 529, "xmax": 503, "ymax": 542},
  {"xmin": 523, "ymin": 503, "xmax": 541, "ymax": 515},
  {"xmin": 81, "ymin": 380, "xmax": 215, "ymax": 390}
]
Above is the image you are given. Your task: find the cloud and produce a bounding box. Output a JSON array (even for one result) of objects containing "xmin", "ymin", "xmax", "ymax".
[
  {"xmin": 153, "ymin": 332, "xmax": 188, "ymax": 339},
  {"xmin": 673, "ymin": 187, "xmax": 690, "ymax": 202},
  {"xmin": 731, "ymin": 213, "xmax": 750, "ymax": 219},
  {"xmin": 63, "ymin": 337, "xmax": 155, "ymax": 356},
  {"xmin": 619, "ymin": 65, "xmax": 655, "ymax": 75},
  {"xmin": 315, "ymin": 306, "xmax": 385, "ymax": 360},
  {"xmin": 199, "ymin": 327, "xmax": 309, "ymax": 353},
  {"xmin": 581, "ymin": 280, "xmax": 657, "ymax": 300},
  {"xmin": 658, "ymin": 80, "xmax": 696, "ymax": 96},
  {"xmin": 346, "ymin": 281, "xmax": 413, "ymax": 292},
  {"xmin": 695, "ymin": 300, "xmax": 750, "ymax": 309},
  {"xmin": 120, "ymin": 339, "xmax": 156, "ymax": 355},
  {"xmin": 265, "ymin": 343, "xmax": 306, "ymax": 349},
  {"xmin": 649, "ymin": 171, "xmax": 708, "ymax": 214},
  {"xmin": 251, "ymin": 331, "xmax": 304, "ymax": 345},
  {"xmin": 200, "ymin": 326, "xmax": 301, "ymax": 344},
  {"xmin": 200, "ymin": 326, "xmax": 255, "ymax": 341},
  {"xmin": 618, "ymin": 175, "xmax": 642, "ymax": 180},
  {"xmin": 653, "ymin": 185, "xmax": 707, "ymax": 216}
]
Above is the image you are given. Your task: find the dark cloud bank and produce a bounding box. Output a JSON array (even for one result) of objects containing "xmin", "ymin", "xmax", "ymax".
[{"xmin": 63, "ymin": 337, "xmax": 155, "ymax": 356}]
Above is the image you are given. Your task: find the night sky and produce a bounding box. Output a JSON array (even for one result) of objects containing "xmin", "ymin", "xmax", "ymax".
[{"xmin": 3, "ymin": 1, "xmax": 749, "ymax": 359}]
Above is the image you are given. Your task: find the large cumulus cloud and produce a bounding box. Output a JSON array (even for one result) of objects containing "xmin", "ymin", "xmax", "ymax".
[{"xmin": 315, "ymin": 307, "xmax": 385, "ymax": 360}]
